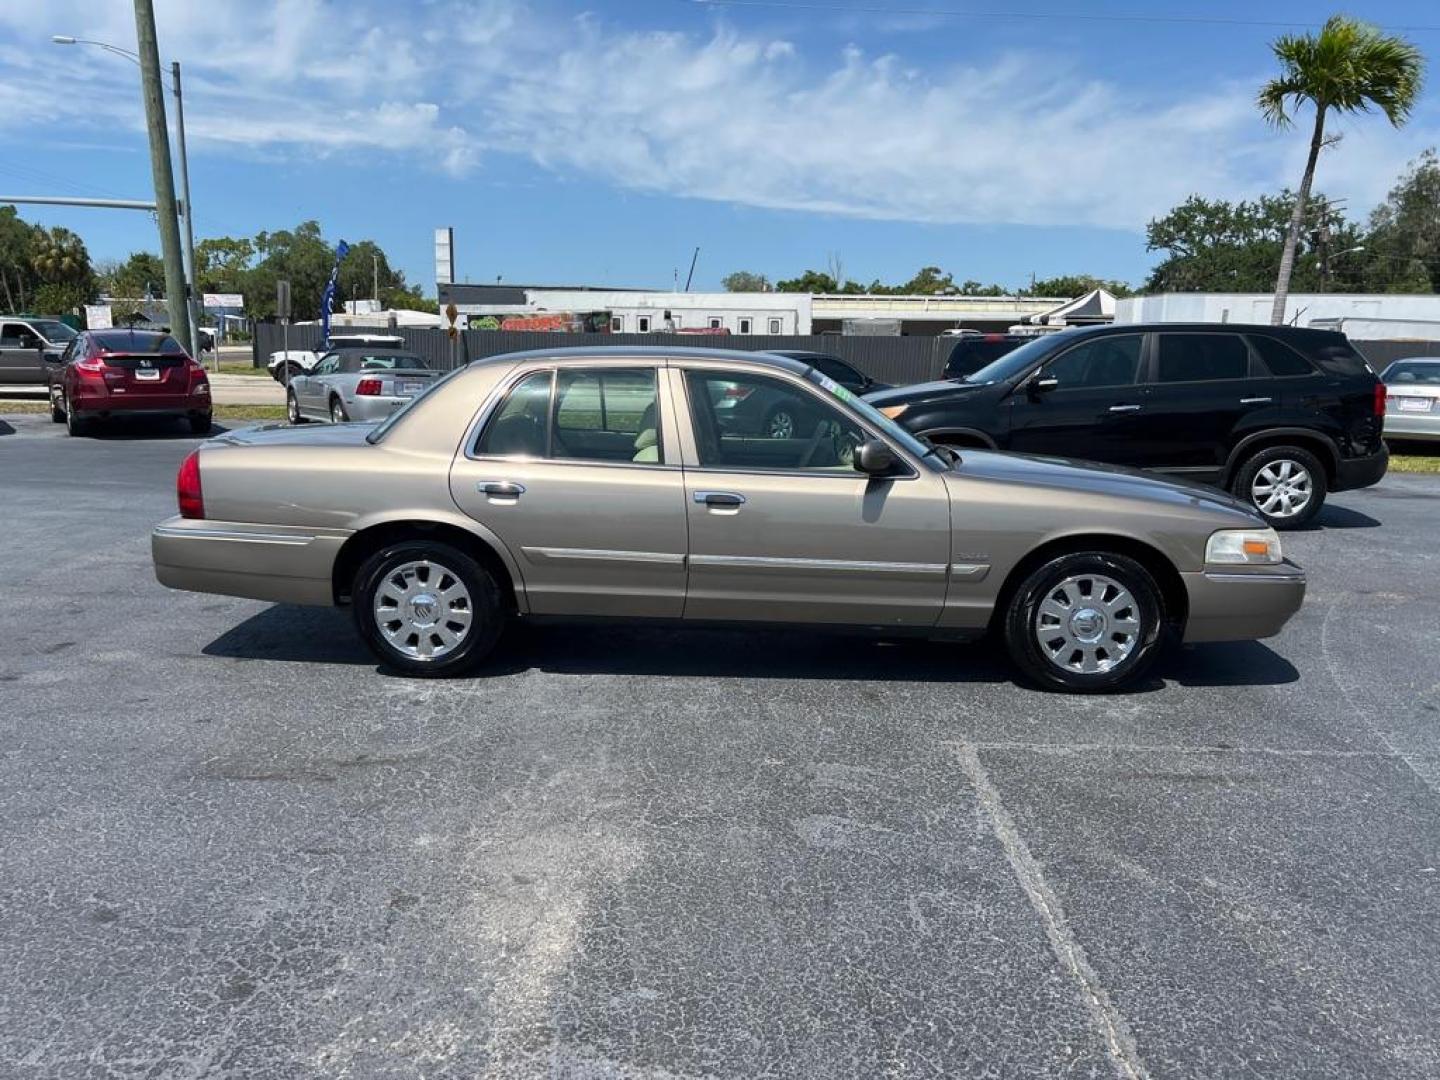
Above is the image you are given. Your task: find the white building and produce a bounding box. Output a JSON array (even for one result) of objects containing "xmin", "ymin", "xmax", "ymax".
[{"xmin": 1115, "ymin": 293, "xmax": 1440, "ymax": 340}]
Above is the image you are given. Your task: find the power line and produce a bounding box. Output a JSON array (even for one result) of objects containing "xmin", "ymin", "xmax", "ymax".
[{"xmin": 687, "ymin": 0, "xmax": 1440, "ymax": 34}]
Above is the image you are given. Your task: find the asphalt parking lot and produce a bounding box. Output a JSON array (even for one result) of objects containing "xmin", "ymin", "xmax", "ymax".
[{"xmin": 2, "ymin": 412, "xmax": 1438, "ymax": 1079}]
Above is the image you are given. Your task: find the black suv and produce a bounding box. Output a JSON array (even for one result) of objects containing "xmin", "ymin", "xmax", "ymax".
[
  {"xmin": 941, "ymin": 333, "xmax": 1029, "ymax": 379},
  {"xmin": 866, "ymin": 323, "xmax": 1388, "ymax": 528}
]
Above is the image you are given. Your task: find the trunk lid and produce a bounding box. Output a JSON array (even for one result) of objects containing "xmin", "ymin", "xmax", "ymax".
[{"xmin": 101, "ymin": 352, "xmax": 191, "ymax": 397}]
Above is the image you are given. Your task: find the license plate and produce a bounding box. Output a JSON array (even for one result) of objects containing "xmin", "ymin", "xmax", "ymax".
[
  {"xmin": 1396, "ymin": 397, "xmax": 1433, "ymax": 412},
  {"xmin": 134, "ymin": 368, "xmax": 160, "ymax": 381},
  {"xmin": 398, "ymin": 379, "xmax": 424, "ymax": 394}
]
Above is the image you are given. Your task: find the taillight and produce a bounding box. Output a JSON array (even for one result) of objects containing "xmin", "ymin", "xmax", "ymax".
[
  {"xmin": 177, "ymin": 450, "xmax": 204, "ymax": 519},
  {"xmin": 355, "ymin": 377, "xmax": 383, "ymax": 396},
  {"xmin": 1374, "ymin": 382, "xmax": 1387, "ymax": 418},
  {"xmin": 75, "ymin": 356, "xmax": 106, "ymax": 374}
]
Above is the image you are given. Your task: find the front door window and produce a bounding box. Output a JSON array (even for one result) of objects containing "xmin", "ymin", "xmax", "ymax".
[{"xmin": 685, "ymin": 369, "xmax": 863, "ymax": 471}]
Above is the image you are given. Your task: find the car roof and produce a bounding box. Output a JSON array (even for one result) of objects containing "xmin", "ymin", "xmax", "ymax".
[
  {"xmin": 1053, "ymin": 322, "xmax": 1349, "ymax": 342},
  {"xmin": 1385, "ymin": 356, "xmax": 1440, "ymax": 364},
  {"xmin": 471, "ymin": 345, "xmax": 815, "ymax": 378},
  {"xmin": 325, "ymin": 345, "xmax": 421, "ymax": 355}
]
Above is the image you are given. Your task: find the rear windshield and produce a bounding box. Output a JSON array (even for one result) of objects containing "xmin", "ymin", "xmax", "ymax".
[
  {"xmin": 356, "ymin": 353, "xmax": 429, "ymax": 370},
  {"xmin": 366, "ymin": 365, "xmax": 466, "ymax": 443},
  {"xmin": 93, "ymin": 330, "xmax": 185, "ymax": 354},
  {"xmin": 1384, "ymin": 361, "xmax": 1440, "ymax": 385}
]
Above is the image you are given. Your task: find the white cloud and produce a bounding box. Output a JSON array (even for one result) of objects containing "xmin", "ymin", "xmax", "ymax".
[{"xmin": 0, "ymin": 0, "xmax": 1434, "ymax": 230}]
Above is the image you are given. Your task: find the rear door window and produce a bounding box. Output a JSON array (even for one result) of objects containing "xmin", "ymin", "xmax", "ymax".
[{"xmin": 1154, "ymin": 334, "xmax": 1250, "ymax": 383}]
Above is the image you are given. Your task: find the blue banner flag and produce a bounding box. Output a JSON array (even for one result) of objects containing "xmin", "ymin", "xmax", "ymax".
[{"xmin": 320, "ymin": 239, "xmax": 351, "ymax": 345}]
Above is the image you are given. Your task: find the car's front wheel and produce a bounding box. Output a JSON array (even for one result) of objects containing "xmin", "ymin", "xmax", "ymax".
[
  {"xmin": 352, "ymin": 541, "xmax": 505, "ymax": 677},
  {"xmin": 1231, "ymin": 445, "xmax": 1326, "ymax": 529},
  {"xmin": 1003, "ymin": 552, "xmax": 1165, "ymax": 693}
]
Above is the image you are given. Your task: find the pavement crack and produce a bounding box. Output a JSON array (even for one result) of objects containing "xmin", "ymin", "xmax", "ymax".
[{"xmin": 954, "ymin": 740, "xmax": 1151, "ymax": 1080}]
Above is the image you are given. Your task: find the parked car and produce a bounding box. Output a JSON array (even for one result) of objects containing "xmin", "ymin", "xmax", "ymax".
[
  {"xmin": 285, "ymin": 348, "xmax": 439, "ymax": 424},
  {"xmin": 47, "ymin": 328, "xmax": 210, "ymax": 436},
  {"xmin": 866, "ymin": 324, "xmax": 1388, "ymax": 529},
  {"xmin": 711, "ymin": 349, "xmax": 893, "ymax": 439},
  {"xmin": 267, "ymin": 332, "xmax": 407, "ymax": 382},
  {"xmin": 0, "ymin": 316, "xmax": 76, "ymax": 383},
  {"xmin": 152, "ymin": 346, "xmax": 1305, "ymax": 693},
  {"xmin": 942, "ymin": 333, "xmax": 1030, "ymax": 380},
  {"xmin": 1381, "ymin": 357, "xmax": 1440, "ymax": 443}
]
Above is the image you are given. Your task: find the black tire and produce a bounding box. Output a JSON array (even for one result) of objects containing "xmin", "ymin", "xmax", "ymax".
[
  {"xmin": 352, "ymin": 540, "xmax": 505, "ymax": 677},
  {"xmin": 189, "ymin": 413, "xmax": 213, "ymax": 435},
  {"xmin": 1003, "ymin": 552, "xmax": 1165, "ymax": 693},
  {"xmin": 49, "ymin": 393, "xmax": 64, "ymax": 423},
  {"xmin": 329, "ymin": 395, "xmax": 348, "ymax": 424},
  {"xmin": 1230, "ymin": 445, "xmax": 1327, "ymax": 530},
  {"xmin": 63, "ymin": 395, "xmax": 88, "ymax": 437},
  {"xmin": 273, "ymin": 361, "xmax": 303, "ymax": 385},
  {"xmin": 286, "ymin": 389, "xmax": 305, "ymax": 424}
]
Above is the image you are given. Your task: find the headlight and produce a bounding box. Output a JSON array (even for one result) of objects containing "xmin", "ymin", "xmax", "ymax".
[
  {"xmin": 1205, "ymin": 528, "xmax": 1282, "ymax": 565},
  {"xmin": 877, "ymin": 403, "xmax": 908, "ymax": 420}
]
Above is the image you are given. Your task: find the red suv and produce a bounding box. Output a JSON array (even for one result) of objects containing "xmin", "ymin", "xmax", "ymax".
[{"xmin": 47, "ymin": 329, "xmax": 211, "ymax": 436}]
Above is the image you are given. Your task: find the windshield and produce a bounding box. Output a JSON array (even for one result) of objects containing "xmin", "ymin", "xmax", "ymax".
[
  {"xmin": 31, "ymin": 320, "xmax": 77, "ymax": 342},
  {"xmin": 366, "ymin": 364, "xmax": 467, "ymax": 443},
  {"xmin": 963, "ymin": 333, "xmax": 1070, "ymax": 384},
  {"xmin": 1385, "ymin": 361, "xmax": 1440, "ymax": 385},
  {"xmin": 802, "ymin": 368, "xmax": 935, "ymax": 463}
]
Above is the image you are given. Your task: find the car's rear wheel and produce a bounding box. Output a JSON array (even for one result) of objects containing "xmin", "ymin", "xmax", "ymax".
[
  {"xmin": 1003, "ymin": 552, "xmax": 1165, "ymax": 693},
  {"xmin": 330, "ymin": 396, "xmax": 348, "ymax": 424},
  {"xmin": 189, "ymin": 413, "xmax": 213, "ymax": 435},
  {"xmin": 1231, "ymin": 445, "xmax": 1326, "ymax": 529},
  {"xmin": 63, "ymin": 395, "xmax": 88, "ymax": 437},
  {"xmin": 763, "ymin": 404, "xmax": 797, "ymax": 439},
  {"xmin": 286, "ymin": 389, "xmax": 304, "ymax": 424},
  {"xmin": 352, "ymin": 541, "xmax": 505, "ymax": 677}
]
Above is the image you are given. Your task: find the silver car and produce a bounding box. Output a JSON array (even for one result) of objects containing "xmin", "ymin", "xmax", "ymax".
[
  {"xmin": 1382, "ymin": 357, "xmax": 1440, "ymax": 442},
  {"xmin": 285, "ymin": 347, "xmax": 439, "ymax": 424},
  {"xmin": 154, "ymin": 346, "xmax": 1306, "ymax": 693}
]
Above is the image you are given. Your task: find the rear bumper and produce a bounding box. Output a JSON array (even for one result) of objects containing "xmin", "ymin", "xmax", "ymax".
[
  {"xmin": 345, "ymin": 395, "xmax": 412, "ymax": 422},
  {"xmin": 1333, "ymin": 446, "xmax": 1388, "ymax": 492},
  {"xmin": 73, "ymin": 393, "xmax": 210, "ymax": 416},
  {"xmin": 1181, "ymin": 560, "xmax": 1306, "ymax": 643},
  {"xmin": 1383, "ymin": 414, "xmax": 1440, "ymax": 441},
  {"xmin": 151, "ymin": 517, "xmax": 348, "ymax": 606}
]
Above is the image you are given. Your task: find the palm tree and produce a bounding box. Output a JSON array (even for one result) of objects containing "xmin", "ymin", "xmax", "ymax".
[{"xmin": 1260, "ymin": 15, "xmax": 1424, "ymax": 324}]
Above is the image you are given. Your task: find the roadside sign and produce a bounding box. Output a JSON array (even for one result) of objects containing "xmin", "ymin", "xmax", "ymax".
[
  {"xmin": 85, "ymin": 304, "xmax": 113, "ymax": 330},
  {"xmin": 276, "ymin": 279, "xmax": 291, "ymax": 323},
  {"xmin": 446, "ymin": 301, "xmax": 459, "ymax": 341}
]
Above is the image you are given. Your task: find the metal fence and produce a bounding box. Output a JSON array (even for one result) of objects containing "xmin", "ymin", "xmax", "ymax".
[
  {"xmin": 251, "ymin": 324, "xmax": 1440, "ymax": 385},
  {"xmin": 252, "ymin": 325, "xmax": 951, "ymax": 384}
]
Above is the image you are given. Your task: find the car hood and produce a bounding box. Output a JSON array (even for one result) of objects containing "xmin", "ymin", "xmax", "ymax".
[
  {"xmin": 864, "ymin": 379, "xmax": 985, "ymax": 407},
  {"xmin": 210, "ymin": 420, "xmax": 379, "ymax": 448},
  {"xmin": 948, "ymin": 448, "xmax": 1262, "ymax": 524}
]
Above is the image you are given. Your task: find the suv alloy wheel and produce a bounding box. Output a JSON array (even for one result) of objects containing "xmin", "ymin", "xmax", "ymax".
[{"xmin": 1231, "ymin": 445, "xmax": 1327, "ymax": 529}]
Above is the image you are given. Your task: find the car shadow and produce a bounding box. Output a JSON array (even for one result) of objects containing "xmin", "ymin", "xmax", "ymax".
[
  {"xmin": 202, "ymin": 605, "xmax": 1299, "ymax": 690},
  {"xmin": 85, "ymin": 418, "xmax": 246, "ymax": 441},
  {"xmin": 0, "ymin": 420, "xmax": 14, "ymax": 438},
  {"xmin": 1300, "ymin": 502, "xmax": 1382, "ymax": 530}
]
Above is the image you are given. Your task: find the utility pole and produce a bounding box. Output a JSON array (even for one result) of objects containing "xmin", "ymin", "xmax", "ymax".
[
  {"xmin": 373, "ymin": 253, "xmax": 379, "ymax": 307},
  {"xmin": 132, "ymin": 0, "xmax": 191, "ymax": 355},
  {"xmin": 171, "ymin": 60, "xmax": 202, "ymax": 362}
]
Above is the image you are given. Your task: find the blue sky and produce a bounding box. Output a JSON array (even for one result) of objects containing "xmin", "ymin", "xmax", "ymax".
[{"xmin": 2, "ymin": 0, "xmax": 1438, "ymax": 296}]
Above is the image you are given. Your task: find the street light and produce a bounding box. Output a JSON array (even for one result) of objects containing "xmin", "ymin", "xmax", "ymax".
[{"xmin": 53, "ymin": 33, "xmax": 201, "ymax": 361}]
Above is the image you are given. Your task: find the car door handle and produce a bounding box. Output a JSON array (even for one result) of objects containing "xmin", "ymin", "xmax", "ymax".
[
  {"xmin": 1240, "ymin": 396, "xmax": 1273, "ymax": 405},
  {"xmin": 478, "ymin": 480, "xmax": 525, "ymax": 500},
  {"xmin": 1107, "ymin": 404, "xmax": 1143, "ymax": 413},
  {"xmin": 693, "ymin": 490, "xmax": 746, "ymax": 508}
]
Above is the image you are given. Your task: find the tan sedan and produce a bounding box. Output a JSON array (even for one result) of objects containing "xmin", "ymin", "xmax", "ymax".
[{"xmin": 152, "ymin": 347, "xmax": 1305, "ymax": 692}]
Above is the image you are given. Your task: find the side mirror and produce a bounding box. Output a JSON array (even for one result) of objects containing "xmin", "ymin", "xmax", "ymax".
[
  {"xmin": 854, "ymin": 438, "xmax": 896, "ymax": 476},
  {"xmin": 1028, "ymin": 375, "xmax": 1059, "ymax": 396}
]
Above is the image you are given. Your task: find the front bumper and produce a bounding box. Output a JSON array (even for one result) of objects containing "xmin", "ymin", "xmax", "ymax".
[
  {"xmin": 1181, "ymin": 559, "xmax": 1306, "ymax": 643},
  {"xmin": 1333, "ymin": 446, "xmax": 1388, "ymax": 492},
  {"xmin": 152, "ymin": 517, "xmax": 348, "ymax": 607}
]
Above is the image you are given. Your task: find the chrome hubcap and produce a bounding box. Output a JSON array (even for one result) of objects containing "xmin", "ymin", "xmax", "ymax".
[
  {"xmin": 1034, "ymin": 573, "xmax": 1141, "ymax": 675},
  {"xmin": 287, "ymin": 395, "xmax": 299, "ymax": 422},
  {"xmin": 373, "ymin": 560, "xmax": 473, "ymax": 660},
  {"xmin": 767, "ymin": 411, "xmax": 794, "ymax": 439},
  {"xmin": 1251, "ymin": 460, "xmax": 1312, "ymax": 519}
]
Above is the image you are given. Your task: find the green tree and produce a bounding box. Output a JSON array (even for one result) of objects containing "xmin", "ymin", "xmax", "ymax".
[
  {"xmin": 195, "ymin": 236, "xmax": 255, "ymax": 293},
  {"xmin": 775, "ymin": 269, "xmax": 841, "ymax": 293},
  {"xmin": 1025, "ymin": 274, "xmax": 1134, "ymax": 299},
  {"xmin": 101, "ymin": 251, "xmax": 167, "ymax": 298},
  {"xmin": 1362, "ymin": 148, "xmax": 1440, "ymax": 293},
  {"xmin": 29, "ymin": 226, "xmax": 94, "ymax": 314},
  {"xmin": 1259, "ymin": 15, "xmax": 1424, "ymax": 323},
  {"xmin": 0, "ymin": 205, "xmax": 39, "ymax": 313},
  {"xmin": 721, "ymin": 270, "xmax": 771, "ymax": 292}
]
